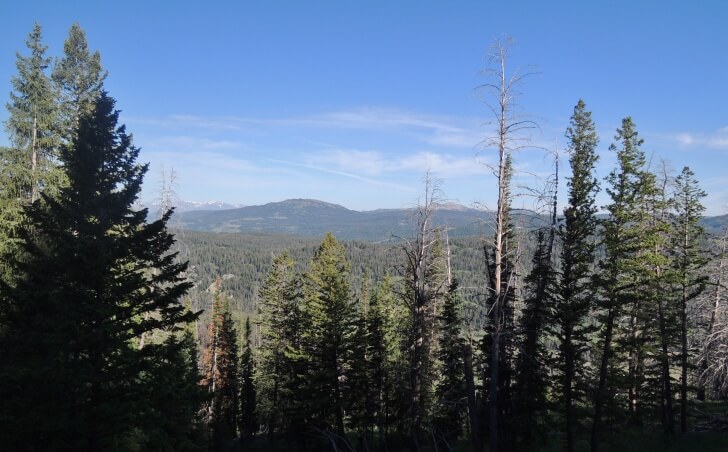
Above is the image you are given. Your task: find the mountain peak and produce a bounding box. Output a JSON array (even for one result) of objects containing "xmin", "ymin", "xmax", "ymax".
[{"xmin": 274, "ymin": 199, "xmax": 350, "ymax": 210}]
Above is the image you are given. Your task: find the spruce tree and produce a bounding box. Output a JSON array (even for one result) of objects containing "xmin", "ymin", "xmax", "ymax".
[
  {"xmin": 301, "ymin": 232, "xmax": 355, "ymax": 440},
  {"xmin": 671, "ymin": 166, "xmax": 708, "ymax": 432},
  {"xmin": 256, "ymin": 251, "xmax": 307, "ymax": 445},
  {"xmin": 514, "ymin": 227, "xmax": 556, "ymax": 448},
  {"xmin": 141, "ymin": 331, "xmax": 207, "ymax": 451},
  {"xmin": 364, "ymin": 277, "xmax": 389, "ymax": 445},
  {"xmin": 592, "ymin": 117, "xmax": 652, "ymax": 450},
  {"xmin": 434, "ymin": 279, "xmax": 467, "ymax": 445},
  {"xmin": 0, "ymin": 92, "xmax": 197, "ymax": 450},
  {"xmin": 554, "ymin": 99, "xmax": 599, "ymax": 452},
  {"xmin": 52, "ymin": 22, "xmax": 107, "ymax": 142},
  {"xmin": 239, "ymin": 317, "xmax": 257, "ymax": 440},
  {"xmin": 347, "ymin": 275, "xmax": 374, "ymax": 437},
  {"xmin": 4, "ymin": 23, "xmax": 62, "ymax": 203},
  {"xmin": 378, "ymin": 276, "xmax": 411, "ymax": 444},
  {"xmin": 1, "ymin": 24, "xmax": 61, "ymax": 285}
]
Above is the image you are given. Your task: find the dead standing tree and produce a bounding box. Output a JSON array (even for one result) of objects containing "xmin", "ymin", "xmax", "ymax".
[
  {"xmin": 477, "ymin": 37, "xmax": 538, "ymax": 452},
  {"xmin": 398, "ymin": 172, "xmax": 448, "ymax": 450}
]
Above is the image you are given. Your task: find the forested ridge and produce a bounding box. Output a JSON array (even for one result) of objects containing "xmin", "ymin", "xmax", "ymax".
[{"xmin": 1, "ymin": 24, "xmax": 728, "ymax": 452}]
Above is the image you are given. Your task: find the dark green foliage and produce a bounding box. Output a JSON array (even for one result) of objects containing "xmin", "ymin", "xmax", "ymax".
[
  {"xmin": 255, "ymin": 251, "xmax": 308, "ymax": 444},
  {"xmin": 482, "ymin": 153, "xmax": 520, "ymax": 452},
  {"xmin": 0, "ymin": 24, "xmax": 60, "ymax": 285},
  {"xmin": 592, "ymin": 117, "xmax": 654, "ymax": 449},
  {"xmin": 514, "ymin": 228, "xmax": 556, "ymax": 448},
  {"xmin": 4, "ymin": 24, "xmax": 62, "ymax": 203},
  {"xmin": 345, "ymin": 276, "xmax": 373, "ymax": 436},
  {"xmin": 553, "ymin": 99, "xmax": 600, "ymax": 451},
  {"xmin": 239, "ymin": 317, "xmax": 257, "ymax": 440},
  {"xmin": 301, "ymin": 232, "xmax": 356, "ymax": 438},
  {"xmin": 52, "ymin": 22, "xmax": 106, "ymax": 141},
  {"xmin": 202, "ymin": 288, "xmax": 240, "ymax": 450},
  {"xmin": 672, "ymin": 166, "xmax": 708, "ymax": 432},
  {"xmin": 434, "ymin": 279, "xmax": 467, "ymax": 444},
  {"xmin": 140, "ymin": 332, "xmax": 207, "ymax": 451},
  {"xmin": 0, "ymin": 93, "xmax": 197, "ymax": 450}
]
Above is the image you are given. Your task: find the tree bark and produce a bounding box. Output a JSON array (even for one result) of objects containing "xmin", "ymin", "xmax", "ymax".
[{"xmin": 591, "ymin": 308, "xmax": 616, "ymax": 452}]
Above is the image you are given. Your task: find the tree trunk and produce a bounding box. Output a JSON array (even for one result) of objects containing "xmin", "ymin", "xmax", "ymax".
[
  {"xmin": 680, "ymin": 283, "xmax": 688, "ymax": 433},
  {"xmin": 564, "ymin": 324, "xmax": 575, "ymax": 452},
  {"xmin": 591, "ymin": 308, "xmax": 616, "ymax": 452},
  {"xmin": 657, "ymin": 296, "xmax": 675, "ymax": 433},
  {"xmin": 31, "ymin": 114, "xmax": 39, "ymax": 202}
]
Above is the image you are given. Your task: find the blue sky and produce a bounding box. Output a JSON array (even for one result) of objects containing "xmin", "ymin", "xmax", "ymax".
[{"xmin": 1, "ymin": 1, "xmax": 727, "ymax": 214}]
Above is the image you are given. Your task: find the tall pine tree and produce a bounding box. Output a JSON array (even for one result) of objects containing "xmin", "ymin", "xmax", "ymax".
[
  {"xmin": 0, "ymin": 24, "xmax": 61, "ymax": 286},
  {"xmin": 592, "ymin": 117, "xmax": 652, "ymax": 450},
  {"xmin": 302, "ymin": 232, "xmax": 356, "ymax": 441},
  {"xmin": 0, "ymin": 92, "xmax": 197, "ymax": 450},
  {"xmin": 554, "ymin": 99, "xmax": 599, "ymax": 452},
  {"xmin": 52, "ymin": 22, "xmax": 107, "ymax": 142},
  {"xmin": 239, "ymin": 317, "xmax": 257, "ymax": 441},
  {"xmin": 671, "ymin": 166, "xmax": 708, "ymax": 432}
]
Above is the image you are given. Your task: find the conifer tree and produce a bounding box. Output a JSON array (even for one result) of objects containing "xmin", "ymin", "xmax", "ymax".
[
  {"xmin": 141, "ymin": 331, "xmax": 207, "ymax": 451},
  {"xmin": 434, "ymin": 279, "xmax": 467, "ymax": 444},
  {"xmin": 239, "ymin": 317, "xmax": 257, "ymax": 440},
  {"xmin": 514, "ymin": 227, "xmax": 556, "ymax": 447},
  {"xmin": 302, "ymin": 232, "xmax": 355, "ymax": 440},
  {"xmin": 554, "ymin": 99, "xmax": 599, "ymax": 452},
  {"xmin": 256, "ymin": 251, "xmax": 307, "ymax": 444},
  {"xmin": 377, "ymin": 276, "xmax": 411, "ymax": 444},
  {"xmin": 0, "ymin": 92, "xmax": 197, "ymax": 450},
  {"xmin": 0, "ymin": 24, "xmax": 61, "ymax": 285},
  {"xmin": 364, "ymin": 277, "xmax": 389, "ymax": 444},
  {"xmin": 201, "ymin": 283, "xmax": 240, "ymax": 449},
  {"xmin": 671, "ymin": 166, "xmax": 708, "ymax": 432},
  {"xmin": 52, "ymin": 22, "xmax": 106, "ymax": 142},
  {"xmin": 635, "ymin": 163, "xmax": 678, "ymax": 434},
  {"xmin": 482, "ymin": 153, "xmax": 520, "ymax": 452},
  {"xmin": 592, "ymin": 117, "xmax": 652, "ymax": 450},
  {"xmin": 347, "ymin": 275, "xmax": 374, "ymax": 437},
  {"xmin": 4, "ymin": 23, "xmax": 61, "ymax": 203}
]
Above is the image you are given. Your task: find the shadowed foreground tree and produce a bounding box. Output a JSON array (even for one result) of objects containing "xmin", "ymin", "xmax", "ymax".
[
  {"xmin": 0, "ymin": 92, "xmax": 198, "ymax": 451},
  {"xmin": 239, "ymin": 317, "xmax": 257, "ymax": 440}
]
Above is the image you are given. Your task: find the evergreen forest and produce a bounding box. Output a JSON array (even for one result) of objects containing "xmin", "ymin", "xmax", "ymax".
[{"xmin": 1, "ymin": 24, "xmax": 727, "ymax": 452}]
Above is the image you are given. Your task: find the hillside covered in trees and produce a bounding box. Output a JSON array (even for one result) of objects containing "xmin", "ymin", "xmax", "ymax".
[{"xmin": 1, "ymin": 23, "xmax": 728, "ymax": 452}]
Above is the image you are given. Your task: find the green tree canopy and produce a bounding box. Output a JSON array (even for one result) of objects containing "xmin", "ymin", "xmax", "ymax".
[{"xmin": 0, "ymin": 92, "xmax": 197, "ymax": 450}]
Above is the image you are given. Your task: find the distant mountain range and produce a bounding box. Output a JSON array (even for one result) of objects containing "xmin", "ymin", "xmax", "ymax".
[
  {"xmin": 171, "ymin": 198, "xmax": 498, "ymax": 241},
  {"xmin": 148, "ymin": 200, "xmax": 243, "ymax": 213},
  {"xmin": 167, "ymin": 198, "xmax": 728, "ymax": 241}
]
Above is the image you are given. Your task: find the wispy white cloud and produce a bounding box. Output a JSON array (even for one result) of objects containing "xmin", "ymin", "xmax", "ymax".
[
  {"xmin": 272, "ymin": 158, "xmax": 414, "ymax": 192},
  {"xmin": 130, "ymin": 108, "xmax": 488, "ymax": 149},
  {"xmin": 672, "ymin": 126, "xmax": 728, "ymax": 150},
  {"xmin": 397, "ymin": 151, "xmax": 490, "ymax": 176},
  {"xmin": 143, "ymin": 135, "xmax": 246, "ymax": 152},
  {"xmin": 308, "ymin": 148, "xmax": 491, "ymax": 178}
]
